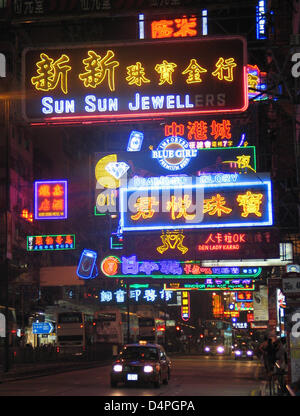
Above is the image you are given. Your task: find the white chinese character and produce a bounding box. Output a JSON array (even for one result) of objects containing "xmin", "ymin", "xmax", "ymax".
[
  {"xmin": 114, "ymin": 289, "xmax": 126, "ymax": 303},
  {"xmin": 130, "ymin": 289, "xmax": 142, "ymax": 302},
  {"xmin": 143, "ymin": 289, "xmax": 157, "ymax": 302},
  {"xmin": 100, "ymin": 290, "xmax": 112, "ymax": 302}
]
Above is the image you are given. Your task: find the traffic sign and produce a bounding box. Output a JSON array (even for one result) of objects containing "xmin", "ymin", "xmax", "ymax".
[{"xmin": 32, "ymin": 322, "xmax": 54, "ymax": 334}]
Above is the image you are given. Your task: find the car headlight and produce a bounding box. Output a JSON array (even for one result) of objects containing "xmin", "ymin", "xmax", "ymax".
[
  {"xmin": 144, "ymin": 365, "xmax": 153, "ymax": 373},
  {"xmin": 235, "ymin": 350, "xmax": 241, "ymax": 356},
  {"xmin": 113, "ymin": 364, "xmax": 123, "ymax": 372},
  {"xmin": 204, "ymin": 346, "xmax": 210, "ymax": 352},
  {"xmin": 247, "ymin": 350, "xmax": 253, "ymax": 356},
  {"xmin": 217, "ymin": 346, "xmax": 224, "ymax": 353}
]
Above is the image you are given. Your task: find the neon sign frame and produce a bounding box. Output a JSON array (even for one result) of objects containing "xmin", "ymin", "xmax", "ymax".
[
  {"xmin": 23, "ymin": 36, "xmax": 248, "ymax": 125},
  {"xmin": 34, "ymin": 180, "xmax": 68, "ymax": 220},
  {"xmin": 119, "ymin": 175, "xmax": 273, "ymax": 232}
]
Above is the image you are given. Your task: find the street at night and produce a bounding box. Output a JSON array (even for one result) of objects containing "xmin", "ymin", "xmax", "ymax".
[{"xmin": 1, "ymin": 0, "xmax": 300, "ymax": 400}]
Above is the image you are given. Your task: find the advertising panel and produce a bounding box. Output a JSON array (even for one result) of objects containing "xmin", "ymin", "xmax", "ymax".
[{"xmin": 22, "ymin": 36, "xmax": 247, "ymax": 123}]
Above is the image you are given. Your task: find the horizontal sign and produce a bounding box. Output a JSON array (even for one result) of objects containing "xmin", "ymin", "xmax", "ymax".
[
  {"xmin": 164, "ymin": 279, "xmax": 255, "ymax": 291},
  {"xmin": 100, "ymin": 255, "xmax": 262, "ymax": 279},
  {"xmin": 123, "ymin": 228, "xmax": 280, "ymax": 260},
  {"xmin": 27, "ymin": 234, "xmax": 75, "ymax": 251},
  {"xmin": 32, "ymin": 322, "xmax": 54, "ymax": 334},
  {"xmin": 22, "ymin": 37, "xmax": 247, "ymax": 124},
  {"xmin": 119, "ymin": 173, "xmax": 273, "ymax": 232},
  {"xmin": 99, "ymin": 286, "xmax": 178, "ymax": 305}
]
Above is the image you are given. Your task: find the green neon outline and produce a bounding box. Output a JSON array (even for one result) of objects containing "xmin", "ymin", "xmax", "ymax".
[{"xmin": 26, "ymin": 234, "xmax": 75, "ymax": 251}]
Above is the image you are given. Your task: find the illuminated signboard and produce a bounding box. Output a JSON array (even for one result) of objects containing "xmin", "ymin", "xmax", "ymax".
[
  {"xmin": 100, "ymin": 255, "xmax": 262, "ymax": 279},
  {"xmin": 94, "ymin": 147, "xmax": 257, "ymax": 216},
  {"xmin": 22, "ymin": 37, "xmax": 248, "ymax": 124},
  {"xmin": 163, "ymin": 118, "xmax": 248, "ymax": 149},
  {"xmin": 119, "ymin": 173, "xmax": 273, "ymax": 232},
  {"xmin": 27, "ymin": 234, "xmax": 75, "ymax": 251},
  {"xmin": 150, "ymin": 16, "xmax": 198, "ymax": 39},
  {"xmin": 181, "ymin": 291, "xmax": 190, "ymax": 321},
  {"xmin": 123, "ymin": 228, "xmax": 280, "ymax": 260},
  {"xmin": 99, "ymin": 286, "xmax": 178, "ymax": 305},
  {"xmin": 34, "ymin": 180, "xmax": 67, "ymax": 220},
  {"xmin": 247, "ymin": 64, "xmax": 267, "ymax": 101},
  {"xmin": 164, "ymin": 279, "xmax": 255, "ymax": 291}
]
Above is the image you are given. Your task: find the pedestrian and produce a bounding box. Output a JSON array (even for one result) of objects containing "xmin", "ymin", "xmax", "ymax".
[
  {"xmin": 274, "ymin": 337, "xmax": 287, "ymax": 373},
  {"xmin": 259, "ymin": 337, "xmax": 276, "ymax": 376}
]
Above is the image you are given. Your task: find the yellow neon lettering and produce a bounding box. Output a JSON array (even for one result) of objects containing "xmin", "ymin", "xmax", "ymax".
[
  {"xmin": 182, "ymin": 58, "xmax": 207, "ymax": 84},
  {"xmin": 126, "ymin": 61, "xmax": 150, "ymax": 86},
  {"xmin": 155, "ymin": 60, "xmax": 177, "ymax": 85},
  {"xmin": 79, "ymin": 50, "xmax": 119, "ymax": 91},
  {"xmin": 31, "ymin": 53, "xmax": 71, "ymax": 94},
  {"xmin": 203, "ymin": 194, "xmax": 232, "ymax": 217},
  {"xmin": 166, "ymin": 195, "xmax": 195, "ymax": 220},
  {"xmin": 212, "ymin": 57, "xmax": 237, "ymax": 82},
  {"xmin": 236, "ymin": 191, "xmax": 263, "ymax": 217},
  {"xmin": 131, "ymin": 196, "xmax": 159, "ymax": 220}
]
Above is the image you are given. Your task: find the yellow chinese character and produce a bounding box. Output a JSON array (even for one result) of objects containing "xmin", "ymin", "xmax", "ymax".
[
  {"xmin": 131, "ymin": 196, "xmax": 159, "ymax": 220},
  {"xmin": 248, "ymin": 73, "xmax": 259, "ymax": 90},
  {"xmin": 212, "ymin": 57, "xmax": 237, "ymax": 82},
  {"xmin": 166, "ymin": 195, "xmax": 195, "ymax": 220},
  {"xmin": 182, "ymin": 58, "xmax": 207, "ymax": 84},
  {"xmin": 203, "ymin": 194, "xmax": 232, "ymax": 217},
  {"xmin": 236, "ymin": 191, "xmax": 263, "ymax": 217},
  {"xmin": 155, "ymin": 60, "xmax": 177, "ymax": 85},
  {"xmin": 31, "ymin": 53, "xmax": 71, "ymax": 94},
  {"xmin": 79, "ymin": 50, "xmax": 119, "ymax": 91},
  {"xmin": 126, "ymin": 62, "xmax": 150, "ymax": 86}
]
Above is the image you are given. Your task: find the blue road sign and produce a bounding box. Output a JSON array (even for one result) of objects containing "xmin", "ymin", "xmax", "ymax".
[{"xmin": 32, "ymin": 322, "xmax": 54, "ymax": 334}]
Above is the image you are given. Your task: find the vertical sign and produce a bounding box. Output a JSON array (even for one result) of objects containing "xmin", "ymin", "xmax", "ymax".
[
  {"xmin": 181, "ymin": 291, "xmax": 190, "ymax": 321},
  {"xmin": 34, "ymin": 180, "xmax": 68, "ymax": 220}
]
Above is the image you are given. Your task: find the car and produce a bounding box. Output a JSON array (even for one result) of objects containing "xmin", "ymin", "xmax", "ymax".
[
  {"xmin": 233, "ymin": 342, "xmax": 254, "ymax": 360},
  {"xmin": 110, "ymin": 341, "xmax": 171, "ymax": 388}
]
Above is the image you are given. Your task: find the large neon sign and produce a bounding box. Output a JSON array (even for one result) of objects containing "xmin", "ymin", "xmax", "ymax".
[
  {"xmin": 23, "ymin": 37, "xmax": 247, "ymax": 124},
  {"xmin": 119, "ymin": 173, "xmax": 273, "ymax": 232},
  {"xmin": 100, "ymin": 254, "xmax": 262, "ymax": 279}
]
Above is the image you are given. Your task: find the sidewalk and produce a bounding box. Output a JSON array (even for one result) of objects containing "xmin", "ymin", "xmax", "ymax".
[{"xmin": 1, "ymin": 359, "xmax": 110, "ymax": 382}]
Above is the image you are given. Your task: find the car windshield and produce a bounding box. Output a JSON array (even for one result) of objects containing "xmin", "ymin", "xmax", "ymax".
[{"xmin": 119, "ymin": 346, "xmax": 159, "ymax": 361}]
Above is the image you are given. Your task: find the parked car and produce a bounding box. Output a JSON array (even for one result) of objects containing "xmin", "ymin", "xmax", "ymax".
[{"xmin": 110, "ymin": 341, "xmax": 171, "ymax": 388}]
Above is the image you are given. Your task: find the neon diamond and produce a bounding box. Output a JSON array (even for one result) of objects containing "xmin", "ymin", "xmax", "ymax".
[{"xmin": 105, "ymin": 162, "xmax": 130, "ymax": 180}]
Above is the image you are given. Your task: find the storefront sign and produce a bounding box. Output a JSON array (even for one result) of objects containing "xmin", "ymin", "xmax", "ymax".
[
  {"xmin": 27, "ymin": 234, "xmax": 75, "ymax": 251},
  {"xmin": 23, "ymin": 36, "xmax": 247, "ymax": 124},
  {"xmin": 34, "ymin": 180, "xmax": 68, "ymax": 220},
  {"xmin": 99, "ymin": 286, "xmax": 178, "ymax": 305}
]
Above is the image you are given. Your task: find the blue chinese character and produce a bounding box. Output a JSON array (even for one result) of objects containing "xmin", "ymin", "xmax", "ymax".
[{"xmin": 122, "ymin": 256, "xmax": 139, "ymax": 274}]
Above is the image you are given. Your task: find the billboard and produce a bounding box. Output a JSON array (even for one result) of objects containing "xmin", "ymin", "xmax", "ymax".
[
  {"xmin": 123, "ymin": 228, "xmax": 280, "ymax": 260},
  {"xmin": 119, "ymin": 173, "xmax": 273, "ymax": 232},
  {"xmin": 22, "ymin": 36, "xmax": 247, "ymax": 124}
]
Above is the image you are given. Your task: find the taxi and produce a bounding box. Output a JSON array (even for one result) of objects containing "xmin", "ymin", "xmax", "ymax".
[{"xmin": 110, "ymin": 341, "xmax": 171, "ymax": 388}]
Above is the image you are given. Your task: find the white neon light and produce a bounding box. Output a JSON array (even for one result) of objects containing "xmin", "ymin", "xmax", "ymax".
[
  {"xmin": 202, "ymin": 9, "xmax": 208, "ymax": 36},
  {"xmin": 139, "ymin": 14, "xmax": 145, "ymax": 40}
]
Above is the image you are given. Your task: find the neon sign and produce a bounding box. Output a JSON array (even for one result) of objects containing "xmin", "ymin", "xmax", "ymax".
[
  {"xmin": 181, "ymin": 291, "xmax": 190, "ymax": 321},
  {"xmin": 21, "ymin": 209, "xmax": 33, "ymax": 223},
  {"xmin": 124, "ymin": 229, "xmax": 279, "ymax": 260},
  {"xmin": 152, "ymin": 136, "xmax": 197, "ymax": 171},
  {"xmin": 27, "ymin": 234, "xmax": 75, "ymax": 251},
  {"xmin": 23, "ymin": 37, "xmax": 248, "ymax": 124},
  {"xmin": 34, "ymin": 180, "xmax": 67, "ymax": 220},
  {"xmin": 164, "ymin": 279, "xmax": 255, "ymax": 291},
  {"xmin": 99, "ymin": 286, "xmax": 177, "ymax": 305},
  {"xmin": 151, "ymin": 16, "xmax": 198, "ymax": 39},
  {"xmin": 100, "ymin": 254, "xmax": 262, "ymax": 279},
  {"xmin": 119, "ymin": 174, "xmax": 273, "ymax": 232}
]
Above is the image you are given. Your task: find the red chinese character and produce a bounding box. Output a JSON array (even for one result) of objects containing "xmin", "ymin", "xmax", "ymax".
[
  {"xmin": 52, "ymin": 199, "xmax": 64, "ymax": 211},
  {"xmin": 56, "ymin": 235, "xmax": 63, "ymax": 245},
  {"xmin": 45, "ymin": 236, "xmax": 54, "ymax": 245},
  {"xmin": 39, "ymin": 199, "xmax": 51, "ymax": 212},
  {"xmin": 52, "ymin": 184, "xmax": 64, "ymax": 197},
  {"xmin": 65, "ymin": 235, "xmax": 73, "ymax": 245},
  {"xmin": 38, "ymin": 185, "xmax": 51, "ymax": 197},
  {"xmin": 35, "ymin": 236, "xmax": 43, "ymax": 246}
]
